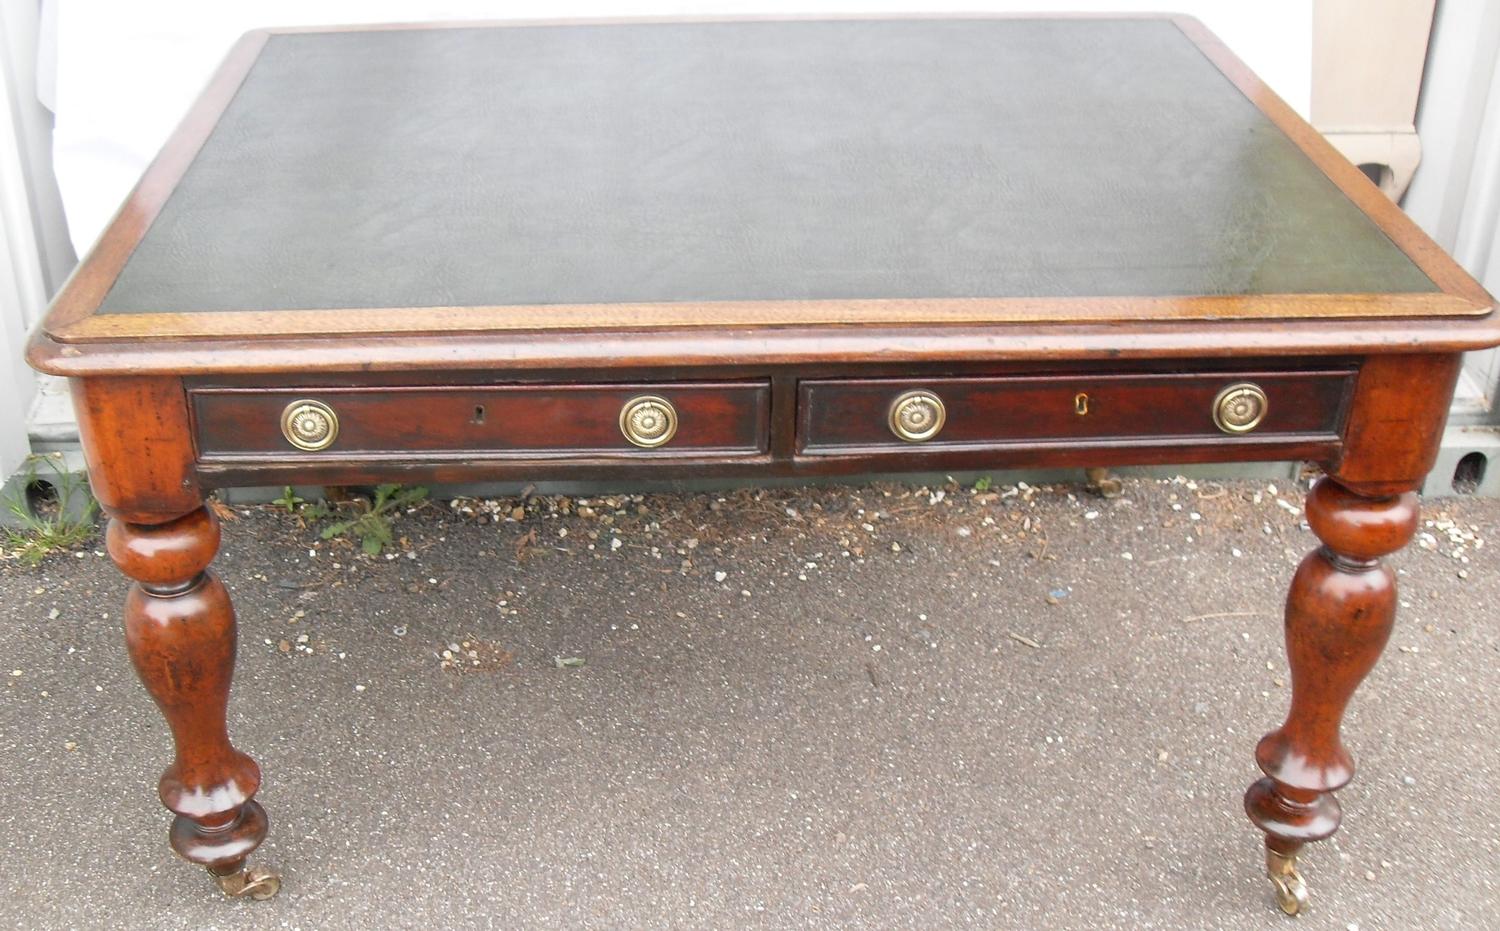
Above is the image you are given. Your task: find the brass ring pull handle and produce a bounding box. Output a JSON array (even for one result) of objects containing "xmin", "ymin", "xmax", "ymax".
[
  {"xmin": 620, "ymin": 395, "xmax": 679, "ymax": 448},
  {"xmin": 280, "ymin": 399, "xmax": 339, "ymax": 451},
  {"xmin": 1213, "ymin": 383, "xmax": 1268, "ymax": 434},
  {"xmin": 888, "ymin": 390, "xmax": 947, "ymax": 442}
]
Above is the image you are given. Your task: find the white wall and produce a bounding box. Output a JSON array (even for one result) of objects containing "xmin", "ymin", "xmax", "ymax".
[
  {"xmin": 0, "ymin": 0, "xmax": 53, "ymax": 478},
  {"xmin": 1403, "ymin": 0, "xmax": 1500, "ymax": 419}
]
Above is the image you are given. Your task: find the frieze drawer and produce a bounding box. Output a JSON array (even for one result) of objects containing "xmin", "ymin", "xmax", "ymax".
[
  {"xmin": 192, "ymin": 382, "xmax": 771, "ymax": 458},
  {"xmin": 797, "ymin": 370, "xmax": 1354, "ymax": 454}
]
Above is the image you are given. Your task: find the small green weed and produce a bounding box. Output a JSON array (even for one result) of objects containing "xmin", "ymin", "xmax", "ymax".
[
  {"xmin": 2, "ymin": 455, "xmax": 99, "ymax": 566},
  {"xmin": 317, "ymin": 484, "xmax": 428, "ymax": 556},
  {"xmin": 271, "ymin": 486, "xmax": 306, "ymax": 512},
  {"xmin": 973, "ymin": 475, "xmax": 993, "ymax": 492}
]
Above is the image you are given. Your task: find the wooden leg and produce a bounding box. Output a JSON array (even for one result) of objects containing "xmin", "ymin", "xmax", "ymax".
[
  {"xmin": 106, "ymin": 506, "xmax": 279, "ymax": 900},
  {"xmin": 1245, "ymin": 477, "xmax": 1417, "ymax": 915}
]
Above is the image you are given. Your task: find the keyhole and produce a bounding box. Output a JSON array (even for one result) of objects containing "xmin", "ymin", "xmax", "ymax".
[
  {"xmin": 1075, "ymin": 393, "xmax": 1089, "ymax": 416},
  {"xmin": 473, "ymin": 405, "xmax": 486, "ymax": 424}
]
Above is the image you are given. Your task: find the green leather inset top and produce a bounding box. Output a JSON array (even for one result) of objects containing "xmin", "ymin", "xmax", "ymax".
[{"xmin": 96, "ymin": 18, "xmax": 1436, "ymax": 316}]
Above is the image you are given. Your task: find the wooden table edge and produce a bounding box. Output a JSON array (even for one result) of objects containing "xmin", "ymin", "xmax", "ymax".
[
  {"xmin": 26, "ymin": 314, "xmax": 1500, "ymax": 378},
  {"xmin": 39, "ymin": 292, "xmax": 1494, "ymax": 345}
]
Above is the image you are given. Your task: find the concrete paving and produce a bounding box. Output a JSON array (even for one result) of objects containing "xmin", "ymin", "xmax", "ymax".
[{"xmin": 2, "ymin": 476, "xmax": 1497, "ymax": 930}]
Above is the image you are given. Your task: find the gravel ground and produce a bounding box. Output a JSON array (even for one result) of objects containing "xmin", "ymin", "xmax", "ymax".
[{"xmin": 1, "ymin": 475, "xmax": 1497, "ymax": 931}]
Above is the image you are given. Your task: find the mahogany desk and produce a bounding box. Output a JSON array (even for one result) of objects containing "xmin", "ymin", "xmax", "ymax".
[{"xmin": 26, "ymin": 16, "xmax": 1499, "ymax": 915}]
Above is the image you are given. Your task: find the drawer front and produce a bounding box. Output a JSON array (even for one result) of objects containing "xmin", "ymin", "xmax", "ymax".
[
  {"xmin": 798, "ymin": 370, "xmax": 1353, "ymax": 453},
  {"xmin": 193, "ymin": 382, "xmax": 769, "ymax": 458}
]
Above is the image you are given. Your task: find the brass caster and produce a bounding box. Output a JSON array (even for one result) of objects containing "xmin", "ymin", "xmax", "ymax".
[
  {"xmin": 1265, "ymin": 848, "xmax": 1308, "ymax": 917},
  {"xmin": 210, "ymin": 865, "xmax": 282, "ymax": 901},
  {"xmin": 1084, "ymin": 467, "xmax": 1123, "ymax": 499}
]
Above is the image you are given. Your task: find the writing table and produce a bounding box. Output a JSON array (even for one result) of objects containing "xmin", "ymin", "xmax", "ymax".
[{"xmin": 26, "ymin": 16, "xmax": 1499, "ymax": 915}]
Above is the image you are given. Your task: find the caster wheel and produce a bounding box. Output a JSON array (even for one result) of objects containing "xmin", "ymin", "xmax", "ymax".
[
  {"xmin": 1270, "ymin": 869, "xmax": 1308, "ymax": 916},
  {"xmin": 1083, "ymin": 467, "xmax": 1123, "ymax": 499},
  {"xmin": 210, "ymin": 864, "xmax": 282, "ymax": 900},
  {"xmin": 1093, "ymin": 477, "xmax": 1124, "ymax": 498},
  {"xmin": 1265, "ymin": 848, "xmax": 1308, "ymax": 917},
  {"xmin": 243, "ymin": 869, "xmax": 282, "ymax": 901}
]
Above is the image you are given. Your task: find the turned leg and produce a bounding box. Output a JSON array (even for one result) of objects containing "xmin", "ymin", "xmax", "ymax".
[
  {"xmin": 1244, "ymin": 478, "xmax": 1417, "ymax": 915},
  {"xmin": 106, "ymin": 506, "xmax": 279, "ymax": 900}
]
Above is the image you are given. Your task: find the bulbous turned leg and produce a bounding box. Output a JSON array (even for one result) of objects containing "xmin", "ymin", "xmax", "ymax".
[
  {"xmin": 1245, "ymin": 478, "xmax": 1417, "ymax": 915},
  {"xmin": 107, "ymin": 506, "xmax": 279, "ymax": 900}
]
